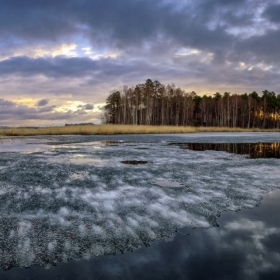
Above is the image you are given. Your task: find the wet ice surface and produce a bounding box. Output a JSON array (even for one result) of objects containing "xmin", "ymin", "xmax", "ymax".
[
  {"xmin": 0, "ymin": 133, "xmax": 280, "ymax": 269},
  {"xmin": 153, "ymin": 180, "xmax": 184, "ymax": 188}
]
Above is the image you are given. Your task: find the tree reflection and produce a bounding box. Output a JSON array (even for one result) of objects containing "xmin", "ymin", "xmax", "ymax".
[{"xmin": 179, "ymin": 142, "xmax": 280, "ymax": 158}]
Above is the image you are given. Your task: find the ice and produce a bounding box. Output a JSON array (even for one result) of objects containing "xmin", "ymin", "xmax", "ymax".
[
  {"xmin": 153, "ymin": 180, "xmax": 184, "ymax": 188},
  {"xmin": 0, "ymin": 133, "xmax": 279, "ymax": 268}
]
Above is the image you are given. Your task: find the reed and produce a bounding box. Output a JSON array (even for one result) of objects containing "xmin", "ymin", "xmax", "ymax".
[{"xmin": 0, "ymin": 125, "xmax": 279, "ymax": 136}]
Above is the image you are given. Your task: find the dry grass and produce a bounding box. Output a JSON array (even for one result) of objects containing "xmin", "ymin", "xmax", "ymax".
[{"xmin": 0, "ymin": 124, "xmax": 279, "ymax": 136}]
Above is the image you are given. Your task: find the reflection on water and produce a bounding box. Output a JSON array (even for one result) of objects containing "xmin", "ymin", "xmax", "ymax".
[
  {"xmin": 3, "ymin": 190, "xmax": 280, "ymax": 279},
  {"xmin": 121, "ymin": 160, "xmax": 149, "ymax": 165},
  {"xmin": 0, "ymin": 138, "xmax": 52, "ymax": 153},
  {"xmin": 101, "ymin": 140, "xmax": 124, "ymax": 146},
  {"xmin": 176, "ymin": 142, "xmax": 280, "ymax": 158}
]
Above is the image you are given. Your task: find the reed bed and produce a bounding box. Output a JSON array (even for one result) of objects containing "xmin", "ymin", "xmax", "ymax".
[{"xmin": 0, "ymin": 125, "xmax": 280, "ymax": 136}]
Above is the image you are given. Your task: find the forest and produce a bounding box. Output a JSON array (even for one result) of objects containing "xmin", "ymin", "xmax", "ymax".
[{"xmin": 104, "ymin": 79, "xmax": 280, "ymax": 129}]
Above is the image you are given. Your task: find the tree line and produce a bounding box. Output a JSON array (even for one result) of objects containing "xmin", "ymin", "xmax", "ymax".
[{"xmin": 104, "ymin": 79, "xmax": 280, "ymax": 128}]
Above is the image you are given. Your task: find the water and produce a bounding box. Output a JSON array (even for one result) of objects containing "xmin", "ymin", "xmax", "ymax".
[
  {"xmin": 176, "ymin": 142, "xmax": 280, "ymax": 158},
  {"xmin": 0, "ymin": 132, "xmax": 280, "ymax": 278},
  {"xmin": 1, "ymin": 189, "xmax": 280, "ymax": 279},
  {"xmin": 121, "ymin": 160, "xmax": 149, "ymax": 165}
]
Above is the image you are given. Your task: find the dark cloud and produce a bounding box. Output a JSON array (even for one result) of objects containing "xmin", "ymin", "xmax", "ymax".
[
  {"xmin": 84, "ymin": 104, "xmax": 93, "ymax": 110},
  {"xmin": 0, "ymin": 0, "xmax": 76, "ymax": 41},
  {"xmin": 263, "ymin": 3, "xmax": 280, "ymax": 23},
  {"xmin": 38, "ymin": 105, "xmax": 57, "ymax": 113},
  {"xmin": 0, "ymin": 99, "xmax": 16, "ymax": 108},
  {"xmin": 0, "ymin": 0, "xmax": 167, "ymax": 43},
  {"xmin": 0, "ymin": 56, "xmax": 156, "ymax": 80},
  {"xmin": 0, "ymin": 100, "xmax": 56, "ymax": 120},
  {"xmin": 0, "ymin": 56, "xmax": 98, "ymax": 77},
  {"xmin": 234, "ymin": 29, "xmax": 280, "ymax": 64},
  {"xmin": 0, "ymin": 0, "xmax": 244, "ymax": 56},
  {"xmin": 37, "ymin": 99, "xmax": 49, "ymax": 107},
  {"xmin": 0, "ymin": 0, "xmax": 276, "ymax": 65},
  {"xmin": 77, "ymin": 103, "xmax": 94, "ymax": 110}
]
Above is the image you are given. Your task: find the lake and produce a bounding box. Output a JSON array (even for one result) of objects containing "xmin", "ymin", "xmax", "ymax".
[{"xmin": 0, "ymin": 132, "xmax": 279, "ymax": 279}]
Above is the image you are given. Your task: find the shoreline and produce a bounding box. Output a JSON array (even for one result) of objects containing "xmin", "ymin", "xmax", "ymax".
[{"xmin": 0, "ymin": 124, "xmax": 280, "ymax": 136}]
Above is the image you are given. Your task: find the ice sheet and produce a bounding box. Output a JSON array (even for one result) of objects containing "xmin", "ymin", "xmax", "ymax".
[{"xmin": 0, "ymin": 133, "xmax": 280, "ymax": 269}]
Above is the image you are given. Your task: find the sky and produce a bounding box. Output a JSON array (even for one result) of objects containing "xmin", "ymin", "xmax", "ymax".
[{"xmin": 1, "ymin": 0, "xmax": 280, "ymax": 126}]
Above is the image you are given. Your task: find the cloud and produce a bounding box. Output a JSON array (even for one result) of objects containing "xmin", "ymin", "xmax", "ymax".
[
  {"xmin": 0, "ymin": 0, "xmax": 277, "ymax": 67},
  {"xmin": 0, "ymin": 98, "xmax": 100, "ymax": 126},
  {"xmin": 0, "ymin": 0, "xmax": 247, "ymax": 56},
  {"xmin": 0, "ymin": 56, "xmax": 100, "ymax": 78},
  {"xmin": 0, "ymin": 0, "xmax": 280, "ymax": 125},
  {"xmin": 0, "ymin": 0, "xmax": 76, "ymax": 41},
  {"xmin": 263, "ymin": 3, "xmax": 280, "ymax": 23},
  {"xmin": 0, "ymin": 98, "xmax": 16, "ymax": 108},
  {"xmin": 77, "ymin": 103, "xmax": 94, "ymax": 110},
  {"xmin": 234, "ymin": 29, "xmax": 280, "ymax": 65},
  {"xmin": 37, "ymin": 99, "xmax": 49, "ymax": 107},
  {"xmin": 0, "ymin": 0, "xmax": 277, "ymax": 68}
]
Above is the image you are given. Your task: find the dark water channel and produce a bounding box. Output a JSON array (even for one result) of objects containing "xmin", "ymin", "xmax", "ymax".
[
  {"xmin": 1, "ymin": 190, "xmax": 280, "ymax": 280},
  {"xmin": 172, "ymin": 142, "xmax": 280, "ymax": 158}
]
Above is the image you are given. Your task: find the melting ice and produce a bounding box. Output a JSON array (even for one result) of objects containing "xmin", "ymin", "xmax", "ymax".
[{"xmin": 0, "ymin": 133, "xmax": 280, "ymax": 269}]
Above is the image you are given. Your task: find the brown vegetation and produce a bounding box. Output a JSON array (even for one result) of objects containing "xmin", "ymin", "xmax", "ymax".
[{"xmin": 0, "ymin": 125, "xmax": 279, "ymax": 136}]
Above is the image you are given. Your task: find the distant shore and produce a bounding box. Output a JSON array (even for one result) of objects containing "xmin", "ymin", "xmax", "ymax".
[{"xmin": 0, "ymin": 125, "xmax": 280, "ymax": 136}]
